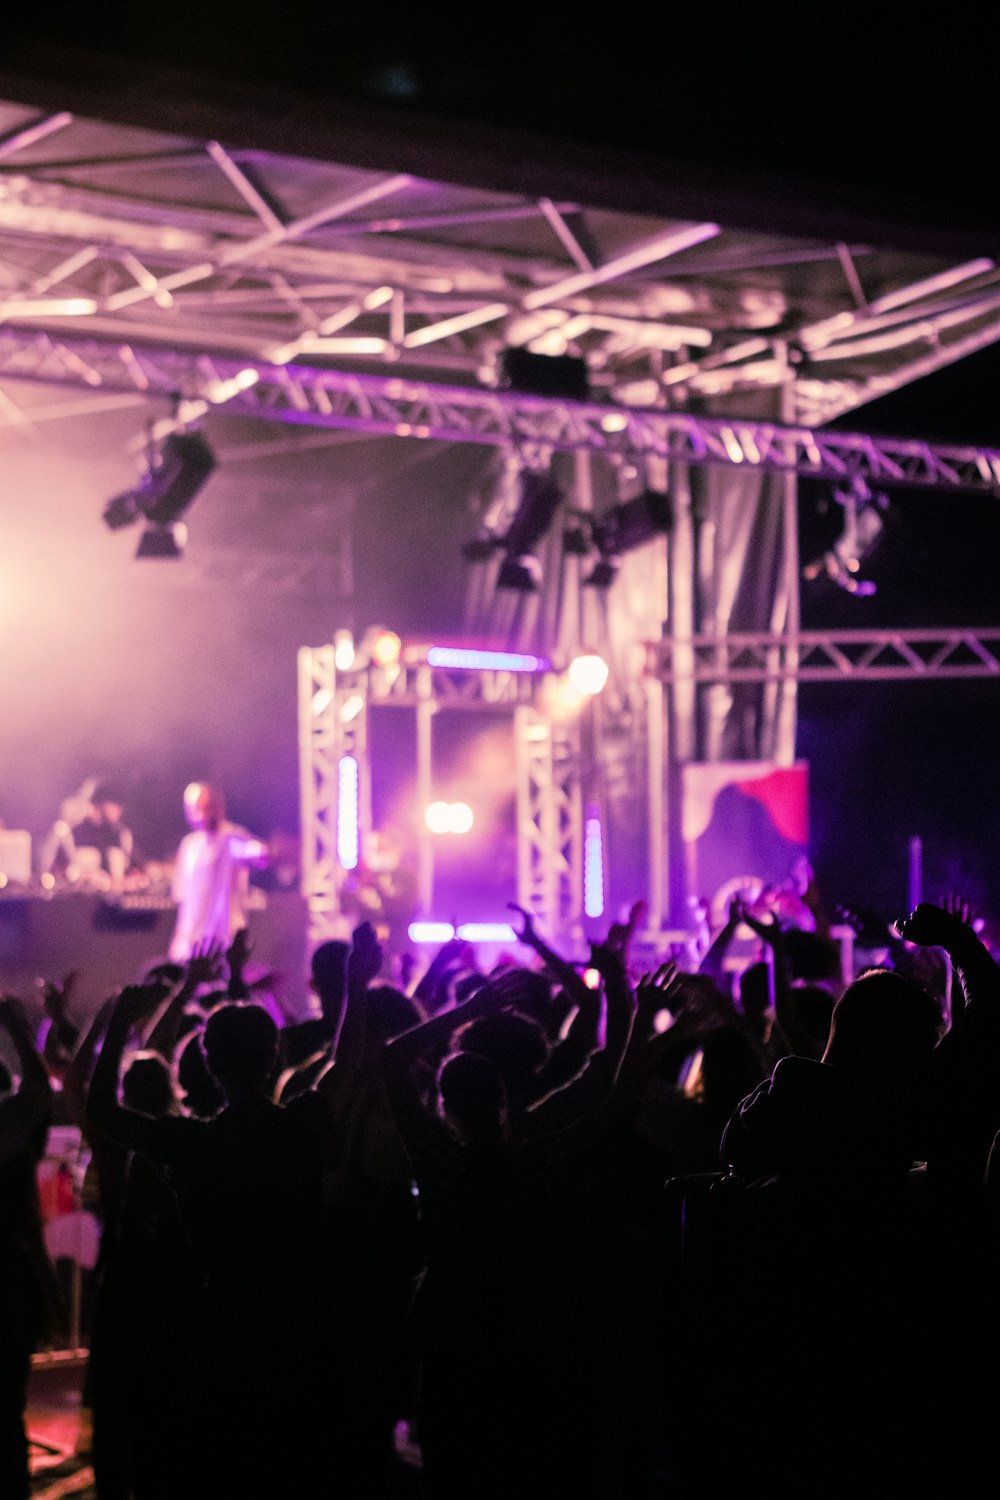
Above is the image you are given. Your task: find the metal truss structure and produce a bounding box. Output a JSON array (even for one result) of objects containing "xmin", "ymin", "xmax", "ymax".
[
  {"xmin": 652, "ymin": 629, "xmax": 1000, "ymax": 684},
  {"xmin": 298, "ymin": 647, "xmax": 583, "ymax": 949},
  {"xmin": 4, "ymin": 328, "xmax": 1000, "ymax": 496},
  {"xmin": 2, "ymin": 99, "xmax": 1000, "ymax": 439},
  {"xmin": 5, "ymin": 94, "xmax": 1000, "ymax": 948}
]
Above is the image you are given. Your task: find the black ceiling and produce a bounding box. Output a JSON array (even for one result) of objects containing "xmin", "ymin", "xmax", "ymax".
[{"xmin": 3, "ymin": 15, "xmax": 997, "ymax": 257}]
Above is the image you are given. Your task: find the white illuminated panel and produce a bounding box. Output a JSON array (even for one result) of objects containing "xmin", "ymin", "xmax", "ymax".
[
  {"xmin": 584, "ymin": 806, "xmax": 604, "ymax": 918},
  {"xmin": 337, "ymin": 755, "xmax": 360, "ymax": 870}
]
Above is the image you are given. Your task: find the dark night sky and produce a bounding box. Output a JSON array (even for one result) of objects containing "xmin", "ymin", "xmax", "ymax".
[{"xmin": 795, "ymin": 342, "xmax": 1000, "ymax": 927}]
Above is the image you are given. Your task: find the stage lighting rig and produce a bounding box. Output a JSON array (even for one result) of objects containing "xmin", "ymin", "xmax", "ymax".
[
  {"xmin": 803, "ymin": 476, "xmax": 889, "ymax": 596},
  {"xmin": 102, "ymin": 427, "xmax": 216, "ymax": 558},
  {"xmin": 462, "ymin": 468, "xmax": 565, "ymax": 593},
  {"xmin": 565, "ymin": 488, "xmax": 672, "ymax": 588}
]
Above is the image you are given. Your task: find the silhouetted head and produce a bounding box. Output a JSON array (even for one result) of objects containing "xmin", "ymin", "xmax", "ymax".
[
  {"xmin": 364, "ymin": 984, "xmax": 424, "ymax": 1043},
  {"xmin": 309, "ymin": 939, "xmax": 350, "ymax": 1000},
  {"xmin": 176, "ymin": 1031, "xmax": 226, "ymax": 1118},
  {"xmin": 822, "ymin": 967, "xmax": 944, "ymax": 1074},
  {"xmin": 492, "ymin": 970, "xmax": 560, "ymax": 1035},
  {"xmin": 437, "ymin": 1050, "xmax": 507, "ymax": 1143},
  {"xmin": 738, "ymin": 961, "xmax": 772, "ymax": 1024},
  {"xmin": 183, "ymin": 781, "xmax": 225, "ymax": 832},
  {"xmin": 455, "ymin": 1009, "xmax": 551, "ymax": 1103},
  {"xmin": 92, "ymin": 783, "xmax": 126, "ymax": 823},
  {"xmin": 790, "ymin": 982, "xmax": 837, "ymax": 1058},
  {"xmin": 202, "ymin": 1001, "xmax": 279, "ymax": 1097},
  {"xmin": 122, "ymin": 1050, "xmax": 176, "ymax": 1117}
]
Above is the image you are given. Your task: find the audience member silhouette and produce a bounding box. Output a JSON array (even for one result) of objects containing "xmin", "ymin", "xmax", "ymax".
[
  {"xmin": 381, "ymin": 941, "xmax": 674, "ymax": 1498},
  {"xmin": 87, "ymin": 981, "xmax": 341, "ymax": 1497},
  {"xmin": 678, "ymin": 896, "xmax": 1000, "ymax": 1491},
  {"xmin": 0, "ymin": 997, "xmax": 65, "ymax": 1500}
]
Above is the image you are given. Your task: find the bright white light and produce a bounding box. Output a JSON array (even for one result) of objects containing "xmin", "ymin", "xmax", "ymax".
[
  {"xmin": 584, "ymin": 809, "xmax": 604, "ymax": 918},
  {"xmin": 409, "ymin": 922, "xmax": 456, "ymax": 943},
  {"xmin": 450, "ymin": 802, "xmax": 474, "ymax": 834},
  {"xmin": 457, "ymin": 922, "xmax": 516, "ymax": 942},
  {"xmin": 426, "ymin": 801, "xmax": 474, "ymax": 834},
  {"xmin": 425, "ymin": 801, "xmax": 452, "ymax": 834},
  {"xmin": 337, "ymin": 756, "xmax": 360, "ymax": 870},
  {"xmin": 582, "ymin": 967, "xmax": 601, "ymax": 989},
  {"xmin": 568, "ymin": 654, "xmax": 609, "ymax": 696},
  {"xmin": 311, "ymin": 688, "xmax": 332, "ymax": 717},
  {"xmin": 334, "ymin": 631, "xmax": 356, "ymax": 671}
]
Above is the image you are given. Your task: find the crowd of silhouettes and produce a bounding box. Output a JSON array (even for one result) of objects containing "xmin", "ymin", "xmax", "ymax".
[{"xmin": 4, "ymin": 865, "xmax": 1000, "ymax": 1497}]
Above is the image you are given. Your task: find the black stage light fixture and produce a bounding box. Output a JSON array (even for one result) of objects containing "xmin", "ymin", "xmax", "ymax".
[
  {"xmin": 501, "ymin": 471, "xmax": 564, "ymax": 557},
  {"xmin": 584, "ymin": 557, "xmax": 618, "ymax": 589},
  {"xmin": 562, "ymin": 523, "xmax": 593, "ymax": 556},
  {"xmin": 135, "ymin": 523, "xmax": 185, "ymax": 560},
  {"xmin": 501, "ymin": 347, "xmax": 590, "ymax": 401},
  {"xmin": 138, "ymin": 430, "xmax": 216, "ymax": 527},
  {"xmin": 102, "ymin": 489, "xmax": 142, "ymax": 530},
  {"xmin": 592, "ymin": 488, "xmax": 672, "ymax": 557},
  {"xmin": 496, "ymin": 554, "xmax": 541, "ymax": 592}
]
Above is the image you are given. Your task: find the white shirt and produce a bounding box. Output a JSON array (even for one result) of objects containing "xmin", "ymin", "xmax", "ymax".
[{"xmin": 169, "ymin": 821, "xmax": 266, "ymax": 962}]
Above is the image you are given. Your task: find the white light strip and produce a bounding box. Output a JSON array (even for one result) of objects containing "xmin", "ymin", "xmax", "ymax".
[
  {"xmin": 426, "ymin": 646, "xmax": 549, "ymax": 672},
  {"xmin": 337, "ymin": 755, "xmax": 360, "ymax": 870},
  {"xmin": 584, "ymin": 808, "xmax": 604, "ymax": 919}
]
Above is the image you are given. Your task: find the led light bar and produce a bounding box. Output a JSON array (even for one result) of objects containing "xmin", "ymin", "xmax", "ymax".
[
  {"xmin": 584, "ymin": 805, "xmax": 605, "ymax": 918},
  {"xmin": 426, "ymin": 646, "xmax": 550, "ymax": 672},
  {"xmin": 337, "ymin": 756, "xmax": 360, "ymax": 870}
]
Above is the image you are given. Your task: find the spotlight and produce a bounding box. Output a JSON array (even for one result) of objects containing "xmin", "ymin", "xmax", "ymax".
[
  {"xmin": 501, "ymin": 471, "xmax": 564, "ymax": 557},
  {"xmin": 568, "ymin": 653, "xmax": 609, "ymax": 695},
  {"xmin": 562, "ymin": 524, "xmax": 593, "ymax": 556},
  {"xmin": 592, "ymin": 488, "xmax": 672, "ymax": 556},
  {"xmin": 584, "ymin": 558, "xmax": 618, "ymax": 589},
  {"xmin": 102, "ymin": 427, "xmax": 216, "ymax": 551},
  {"xmin": 102, "ymin": 490, "xmax": 142, "ymax": 531},
  {"xmin": 135, "ymin": 523, "xmax": 186, "ymax": 560},
  {"xmin": 496, "ymin": 555, "xmax": 541, "ymax": 592},
  {"xmin": 139, "ymin": 430, "xmax": 216, "ymax": 527},
  {"xmin": 803, "ymin": 477, "xmax": 889, "ymax": 596}
]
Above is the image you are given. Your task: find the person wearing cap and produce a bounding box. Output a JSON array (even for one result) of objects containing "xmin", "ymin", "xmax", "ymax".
[{"xmin": 168, "ymin": 782, "xmax": 268, "ymax": 963}]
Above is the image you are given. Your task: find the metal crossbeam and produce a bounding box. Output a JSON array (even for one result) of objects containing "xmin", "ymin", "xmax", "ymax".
[
  {"xmin": 3, "ymin": 328, "xmax": 1000, "ymax": 494},
  {"xmin": 652, "ymin": 629, "xmax": 1000, "ymax": 683}
]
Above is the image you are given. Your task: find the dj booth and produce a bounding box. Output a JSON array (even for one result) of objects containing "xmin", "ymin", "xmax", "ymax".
[{"xmin": 0, "ymin": 886, "xmax": 310, "ymax": 1020}]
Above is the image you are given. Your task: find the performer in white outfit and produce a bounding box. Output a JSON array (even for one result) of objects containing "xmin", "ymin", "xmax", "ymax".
[{"xmin": 169, "ymin": 782, "xmax": 268, "ymax": 962}]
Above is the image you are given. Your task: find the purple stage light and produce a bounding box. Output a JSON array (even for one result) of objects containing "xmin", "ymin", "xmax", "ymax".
[{"xmin": 426, "ymin": 646, "xmax": 550, "ymax": 672}]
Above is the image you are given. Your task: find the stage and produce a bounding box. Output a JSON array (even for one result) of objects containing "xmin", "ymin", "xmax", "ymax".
[{"xmin": 0, "ymin": 886, "xmax": 310, "ymax": 1021}]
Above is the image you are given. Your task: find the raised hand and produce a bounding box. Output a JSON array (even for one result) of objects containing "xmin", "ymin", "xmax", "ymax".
[
  {"xmin": 40, "ymin": 970, "xmax": 80, "ymax": 1020},
  {"xmin": 114, "ymin": 983, "xmax": 164, "ymax": 1026},
  {"xmin": 636, "ymin": 960, "xmax": 680, "ymax": 1012},
  {"xmin": 507, "ymin": 902, "xmax": 538, "ymax": 946},
  {"xmin": 187, "ymin": 938, "xmax": 226, "ymax": 989},
  {"xmin": 942, "ymin": 892, "xmax": 975, "ymax": 928},
  {"xmin": 893, "ymin": 901, "xmax": 970, "ymax": 949}
]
